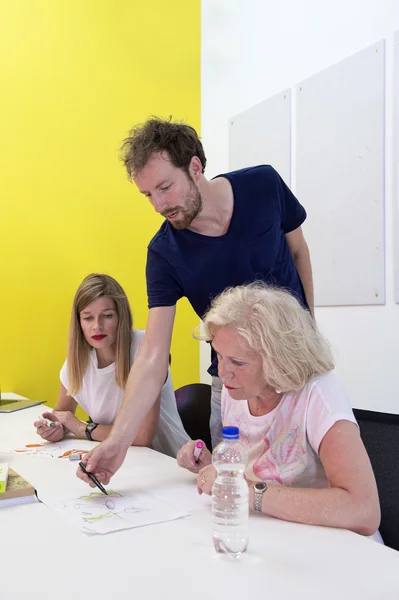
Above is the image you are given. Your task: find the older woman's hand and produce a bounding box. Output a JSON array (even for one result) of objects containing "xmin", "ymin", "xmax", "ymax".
[
  {"xmin": 177, "ymin": 439, "xmax": 212, "ymax": 474},
  {"xmin": 197, "ymin": 464, "xmax": 217, "ymax": 495}
]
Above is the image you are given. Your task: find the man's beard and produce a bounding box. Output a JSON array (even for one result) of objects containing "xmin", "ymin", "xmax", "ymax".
[{"xmin": 164, "ymin": 182, "xmax": 203, "ymax": 230}]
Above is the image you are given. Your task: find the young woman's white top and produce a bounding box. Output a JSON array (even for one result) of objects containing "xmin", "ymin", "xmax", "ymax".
[{"xmin": 60, "ymin": 329, "xmax": 189, "ymax": 457}]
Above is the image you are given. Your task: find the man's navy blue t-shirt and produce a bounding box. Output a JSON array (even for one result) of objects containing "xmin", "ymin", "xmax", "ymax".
[{"xmin": 146, "ymin": 165, "xmax": 308, "ymax": 376}]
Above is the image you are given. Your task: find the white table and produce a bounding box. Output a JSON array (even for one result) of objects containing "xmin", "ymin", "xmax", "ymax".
[{"xmin": 1, "ymin": 406, "xmax": 399, "ymax": 600}]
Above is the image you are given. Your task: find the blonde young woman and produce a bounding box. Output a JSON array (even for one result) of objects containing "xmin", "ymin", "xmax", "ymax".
[
  {"xmin": 177, "ymin": 283, "xmax": 382, "ymax": 539},
  {"xmin": 34, "ymin": 273, "xmax": 189, "ymax": 457}
]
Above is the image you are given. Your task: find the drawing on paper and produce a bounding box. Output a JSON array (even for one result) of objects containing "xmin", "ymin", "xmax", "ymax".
[
  {"xmin": 70, "ymin": 490, "xmax": 150, "ymax": 524},
  {"xmin": 82, "ymin": 512, "xmax": 122, "ymax": 523},
  {"xmin": 79, "ymin": 491, "xmax": 122, "ymax": 500},
  {"xmin": 41, "ymin": 488, "xmax": 184, "ymax": 535},
  {"xmin": 10, "ymin": 442, "xmax": 89, "ymax": 459}
]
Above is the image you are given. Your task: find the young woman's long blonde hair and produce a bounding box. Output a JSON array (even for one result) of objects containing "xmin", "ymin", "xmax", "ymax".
[
  {"xmin": 67, "ymin": 273, "xmax": 133, "ymax": 396},
  {"xmin": 201, "ymin": 283, "xmax": 334, "ymax": 393}
]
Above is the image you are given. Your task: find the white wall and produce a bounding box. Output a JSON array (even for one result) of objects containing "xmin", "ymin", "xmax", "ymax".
[{"xmin": 200, "ymin": 0, "xmax": 399, "ymax": 413}]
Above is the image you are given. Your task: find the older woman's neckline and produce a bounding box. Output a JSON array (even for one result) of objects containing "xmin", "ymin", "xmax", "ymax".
[{"xmin": 247, "ymin": 390, "xmax": 284, "ymax": 417}]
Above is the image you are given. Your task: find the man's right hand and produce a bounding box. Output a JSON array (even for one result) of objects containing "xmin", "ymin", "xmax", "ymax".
[{"xmin": 76, "ymin": 437, "xmax": 128, "ymax": 486}]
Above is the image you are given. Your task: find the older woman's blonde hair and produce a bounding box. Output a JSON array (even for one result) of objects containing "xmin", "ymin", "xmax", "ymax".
[
  {"xmin": 67, "ymin": 273, "xmax": 132, "ymax": 396},
  {"xmin": 201, "ymin": 283, "xmax": 334, "ymax": 393}
]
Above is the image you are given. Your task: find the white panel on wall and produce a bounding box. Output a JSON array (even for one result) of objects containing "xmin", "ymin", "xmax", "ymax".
[
  {"xmin": 229, "ymin": 90, "xmax": 291, "ymax": 185},
  {"xmin": 296, "ymin": 41, "xmax": 385, "ymax": 306},
  {"xmin": 394, "ymin": 31, "xmax": 399, "ymax": 304}
]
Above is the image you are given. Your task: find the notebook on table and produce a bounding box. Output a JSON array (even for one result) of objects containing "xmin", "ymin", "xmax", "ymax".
[
  {"xmin": 0, "ymin": 392, "xmax": 46, "ymax": 413},
  {"xmin": 0, "ymin": 467, "xmax": 38, "ymax": 508}
]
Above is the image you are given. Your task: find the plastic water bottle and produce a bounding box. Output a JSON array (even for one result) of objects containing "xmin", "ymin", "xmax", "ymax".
[{"xmin": 212, "ymin": 426, "xmax": 248, "ymax": 557}]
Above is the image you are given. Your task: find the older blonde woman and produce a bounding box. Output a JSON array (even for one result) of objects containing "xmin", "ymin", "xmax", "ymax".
[
  {"xmin": 33, "ymin": 273, "xmax": 189, "ymax": 457},
  {"xmin": 177, "ymin": 283, "xmax": 381, "ymax": 538}
]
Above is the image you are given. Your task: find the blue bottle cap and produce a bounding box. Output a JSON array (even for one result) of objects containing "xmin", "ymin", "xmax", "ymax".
[{"xmin": 222, "ymin": 426, "xmax": 239, "ymax": 440}]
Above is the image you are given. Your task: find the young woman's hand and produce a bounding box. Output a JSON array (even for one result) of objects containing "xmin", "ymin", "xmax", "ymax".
[
  {"xmin": 176, "ymin": 439, "xmax": 212, "ymax": 474},
  {"xmin": 33, "ymin": 412, "xmax": 65, "ymax": 442},
  {"xmin": 52, "ymin": 410, "xmax": 85, "ymax": 437}
]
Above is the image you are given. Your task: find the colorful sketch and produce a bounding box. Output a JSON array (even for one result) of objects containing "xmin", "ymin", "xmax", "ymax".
[
  {"xmin": 80, "ymin": 491, "xmax": 122, "ymax": 501},
  {"xmin": 8, "ymin": 439, "xmax": 92, "ymax": 458},
  {"xmin": 39, "ymin": 488, "xmax": 187, "ymax": 535}
]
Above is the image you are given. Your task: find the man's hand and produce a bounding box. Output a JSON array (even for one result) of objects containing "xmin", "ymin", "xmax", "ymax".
[{"xmin": 76, "ymin": 437, "xmax": 129, "ymax": 486}]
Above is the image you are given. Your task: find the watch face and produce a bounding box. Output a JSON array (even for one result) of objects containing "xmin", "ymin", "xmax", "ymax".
[{"xmin": 254, "ymin": 482, "xmax": 267, "ymax": 492}]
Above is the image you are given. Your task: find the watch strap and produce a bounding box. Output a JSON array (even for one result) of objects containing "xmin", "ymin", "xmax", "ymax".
[
  {"xmin": 85, "ymin": 422, "xmax": 98, "ymax": 441},
  {"xmin": 253, "ymin": 482, "xmax": 267, "ymax": 512}
]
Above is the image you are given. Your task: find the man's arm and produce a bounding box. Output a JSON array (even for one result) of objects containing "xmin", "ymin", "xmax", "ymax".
[
  {"xmin": 109, "ymin": 305, "xmax": 176, "ymax": 448},
  {"xmin": 285, "ymin": 226, "xmax": 314, "ymax": 316},
  {"xmin": 77, "ymin": 305, "xmax": 177, "ymax": 486}
]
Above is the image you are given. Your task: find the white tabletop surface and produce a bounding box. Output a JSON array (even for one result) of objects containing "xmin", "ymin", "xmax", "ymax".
[{"xmin": 1, "ymin": 406, "xmax": 399, "ymax": 600}]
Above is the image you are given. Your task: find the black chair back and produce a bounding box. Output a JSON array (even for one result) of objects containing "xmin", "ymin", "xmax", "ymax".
[
  {"xmin": 175, "ymin": 383, "xmax": 212, "ymax": 451},
  {"xmin": 354, "ymin": 408, "xmax": 399, "ymax": 551}
]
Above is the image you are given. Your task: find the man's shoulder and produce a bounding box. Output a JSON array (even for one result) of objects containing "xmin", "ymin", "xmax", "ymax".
[
  {"xmin": 148, "ymin": 220, "xmax": 172, "ymax": 251},
  {"xmin": 215, "ymin": 164, "xmax": 278, "ymax": 184}
]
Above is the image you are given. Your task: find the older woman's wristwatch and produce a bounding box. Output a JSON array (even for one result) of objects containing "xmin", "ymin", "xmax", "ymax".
[{"xmin": 253, "ymin": 482, "xmax": 268, "ymax": 511}]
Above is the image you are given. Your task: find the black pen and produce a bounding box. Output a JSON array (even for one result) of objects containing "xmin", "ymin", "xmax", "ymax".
[{"xmin": 79, "ymin": 461, "xmax": 108, "ymax": 495}]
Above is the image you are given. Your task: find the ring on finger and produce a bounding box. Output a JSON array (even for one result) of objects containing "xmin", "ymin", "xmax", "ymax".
[{"xmin": 201, "ymin": 475, "xmax": 207, "ymax": 485}]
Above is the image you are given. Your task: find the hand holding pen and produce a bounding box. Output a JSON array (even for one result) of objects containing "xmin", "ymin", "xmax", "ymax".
[
  {"xmin": 176, "ymin": 439, "xmax": 212, "ymax": 474},
  {"xmin": 193, "ymin": 441, "xmax": 204, "ymax": 462},
  {"xmin": 33, "ymin": 412, "xmax": 64, "ymax": 443},
  {"xmin": 79, "ymin": 461, "xmax": 108, "ymax": 495}
]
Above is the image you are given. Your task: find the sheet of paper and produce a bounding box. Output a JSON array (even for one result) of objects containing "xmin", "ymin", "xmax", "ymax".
[
  {"xmin": 152, "ymin": 480, "xmax": 212, "ymax": 513},
  {"xmin": 39, "ymin": 488, "xmax": 188, "ymax": 535}
]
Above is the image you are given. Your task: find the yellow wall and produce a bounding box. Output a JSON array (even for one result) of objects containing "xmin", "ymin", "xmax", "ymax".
[{"xmin": 0, "ymin": 1, "xmax": 200, "ymax": 411}]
